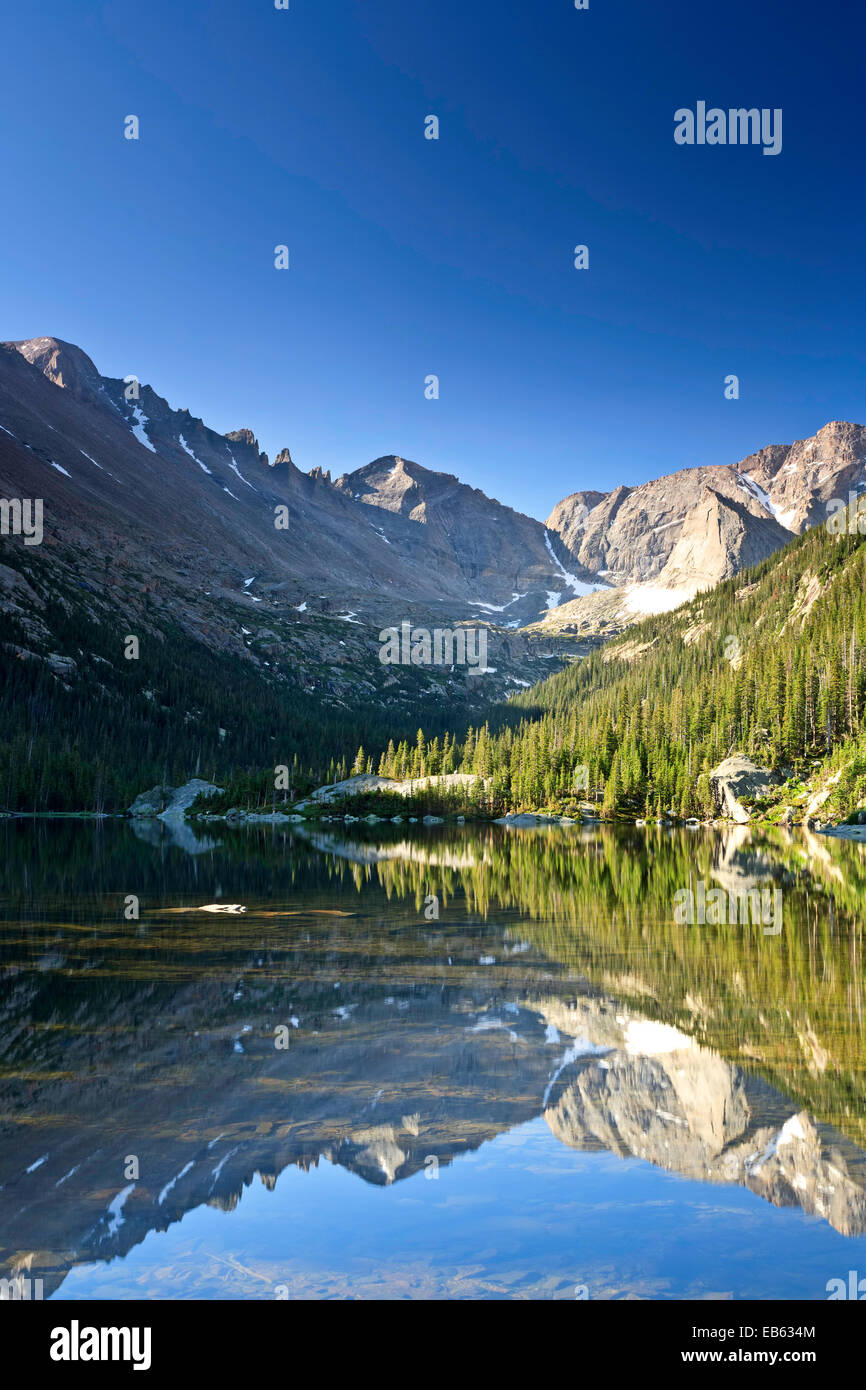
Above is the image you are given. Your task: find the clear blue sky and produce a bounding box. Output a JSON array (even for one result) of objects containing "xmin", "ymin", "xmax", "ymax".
[{"xmin": 3, "ymin": 0, "xmax": 864, "ymax": 519}]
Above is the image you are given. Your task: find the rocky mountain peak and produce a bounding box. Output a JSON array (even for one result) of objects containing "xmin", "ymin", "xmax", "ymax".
[
  {"xmin": 273, "ymin": 447, "xmax": 294, "ymax": 466},
  {"xmin": 655, "ymin": 485, "xmax": 794, "ymax": 596},
  {"xmin": 734, "ymin": 420, "xmax": 866, "ymax": 534},
  {"xmin": 226, "ymin": 428, "xmax": 260, "ymax": 450},
  {"xmin": 545, "ymin": 488, "xmax": 608, "ymax": 552},
  {"xmin": 7, "ymin": 335, "xmax": 104, "ymax": 403}
]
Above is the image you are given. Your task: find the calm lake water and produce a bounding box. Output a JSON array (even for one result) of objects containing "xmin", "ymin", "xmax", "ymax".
[{"xmin": 2, "ymin": 818, "xmax": 866, "ymax": 1301}]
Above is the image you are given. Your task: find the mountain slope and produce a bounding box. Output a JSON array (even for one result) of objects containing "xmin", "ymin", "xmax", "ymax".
[
  {"xmin": 0, "ymin": 337, "xmax": 599, "ymax": 621},
  {"xmin": 335, "ymin": 454, "xmax": 602, "ymax": 624},
  {"xmin": 371, "ymin": 521, "xmax": 866, "ymax": 821}
]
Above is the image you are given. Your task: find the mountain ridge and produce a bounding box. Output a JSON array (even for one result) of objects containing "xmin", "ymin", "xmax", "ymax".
[{"xmin": 3, "ymin": 332, "xmax": 866, "ymax": 812}]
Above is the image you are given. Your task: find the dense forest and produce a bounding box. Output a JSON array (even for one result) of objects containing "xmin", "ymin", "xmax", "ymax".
[{"xmin": 0, "ymin": 567, "xmax": 491, "ymax": 812}]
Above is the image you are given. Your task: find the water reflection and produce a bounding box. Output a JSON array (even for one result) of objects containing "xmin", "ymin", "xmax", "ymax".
[{"xmin": 1, "ymin": 819, "xmax": 865, "ymax": 1299}]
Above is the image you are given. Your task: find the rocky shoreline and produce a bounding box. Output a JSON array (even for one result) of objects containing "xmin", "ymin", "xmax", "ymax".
[{"xmin": 6, "ymin": 756, "xmax": 865, "ymax": 834}]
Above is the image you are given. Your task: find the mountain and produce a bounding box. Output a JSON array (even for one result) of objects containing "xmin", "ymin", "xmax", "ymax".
[
  {"xmin": 0, "ymin": 337, "xmax": 600, "ymax": 623},
  {"xmin": 2, "ymin": 332, "xmax": 865, "ymax": 811},
  {"xmin": 0, "ymin": 336, "xmax": 610, "ymax": 810},
  {"xmin": 332, "ymin": 453, "xmax": 601, "ymax": 624},
  {"xmin": 543, "ymin": 421, "xmax": 866, "ymax": 630}
]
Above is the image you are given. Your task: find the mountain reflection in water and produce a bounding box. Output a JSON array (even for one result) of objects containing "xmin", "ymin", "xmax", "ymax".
[{"xmin": 1, "ymin": 819, "xmax": 865, "ymax": 1300}]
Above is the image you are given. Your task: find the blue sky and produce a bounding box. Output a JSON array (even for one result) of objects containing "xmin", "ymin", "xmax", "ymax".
[{"xmin": 2, "ymin": 0, "xmax": 864, "ymax": 519}]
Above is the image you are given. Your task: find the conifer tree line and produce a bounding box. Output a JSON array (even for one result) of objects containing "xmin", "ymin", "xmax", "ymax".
[{"xmin": 0, "ymin": 569, "xmax": 475, "ymax": 812}]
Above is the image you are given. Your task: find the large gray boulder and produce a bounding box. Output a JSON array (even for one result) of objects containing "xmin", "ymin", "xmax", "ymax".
[
  {"xmin": 494, "ymin": 812, "xmax": 559, "ymax": 827},
  {"xmin": 709, "ymin": 757, "xmax": 780, "ymax": 823},
  {"xmin": 128, "ymin": 785, "xmax": 175, "ymax": 818},
  {"xmin": 158, "ymin": 780, "xmax": 223, "ymax": 821},
  {"xmin": 307, "ymin": 772, "xmax": 482, "ymax": 805}
]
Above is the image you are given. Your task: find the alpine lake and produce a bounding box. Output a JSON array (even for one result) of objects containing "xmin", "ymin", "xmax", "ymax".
[{"xmin": 2, "ymin": 816, "xmax": 866, "ymax": 1301}]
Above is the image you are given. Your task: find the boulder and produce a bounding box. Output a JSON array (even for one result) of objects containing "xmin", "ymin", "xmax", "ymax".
[
  {"xmin": 128, "ymin": 785, "xmax": 174, "ymax": 818},
  {"xmin": 494, "ymin": 812, "xmax": 558, "ymax": 827},
  {"xmin": 158, "ymin": 780, "xmax": 223, "ymax": 821},
  {"xmin": 709, "ymin": 756, "xmax": 781, "ymax": 823}
]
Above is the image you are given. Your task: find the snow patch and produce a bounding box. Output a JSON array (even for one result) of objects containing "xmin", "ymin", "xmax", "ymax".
[
  {"xmin": 179, "ymin": 434, "xmax": 212, "ymax": 474},
  {"xmin": 158, "ymin": 1161, "xmax": 194, "ymax": 1205},
  {"xmin": 739, "ymin": 473, "xmax": 779, "ymax": 517},
  {"xmin": 227, "ymin": 454, "xmax": 255, "ymax": 488},
  {"xmin": 543, "ymin": 1039, "xmax": 611, "ymax": 1107},
  {"xmin": 210, "ymin": 1146, "xmax": 239, "ymax": 1186},
  {"xmin": 544, "ymin": 531, "xmax": 602, "ymax": 596},
  {"xmin": 623, "ymin": 584, "xmax": 693, "ymax": 616},
  {"xmin": 129, "ymin": 406, "xmax": 156, "ymax": 452},
  {"xmin": 105, "ymin": 1182, "xmax": 136, "ymax": 1235},
  {"xmin": 468, "ymin": 1016, "xmax": 519, "ymax": 1041}
]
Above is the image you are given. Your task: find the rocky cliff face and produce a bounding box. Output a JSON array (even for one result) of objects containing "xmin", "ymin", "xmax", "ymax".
[
  {"xmin": 735, "ymin": 420, "xmax": 866, "ymax": 534},
  {"xmin": 543, "ymin": 422, "xmax": 866, "ymax": 625},
  {"xmin": 654, "ymin": 486, "xmax": 793, "ymax": 594},
  {"xmin": 544, "ymin": 467, "xmax": 786, "ymax": 589}
]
